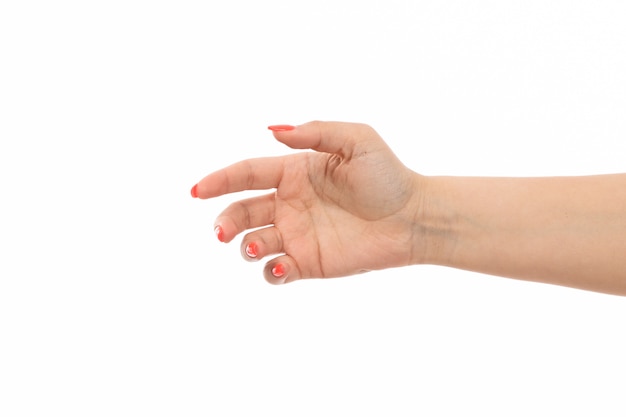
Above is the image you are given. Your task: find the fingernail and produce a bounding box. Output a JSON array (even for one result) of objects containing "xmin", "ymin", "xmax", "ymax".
[
  {"xmin": 271, "ymin": 263, "xmax": 285, "ymax": 278},
  {"xmin": 214, "ymin": 225, "xmax": 225, "ymax": 242},
  {"xmin": 190, "ymin": 184, "xmax": 198, "ymax": 198},
  {"xmin": 245, "ymin": 242, "xmax": 258, "ymax": 258},
  {"xmin": 268, "ymin": 124, "xmax": 296, "ymax": 132}
]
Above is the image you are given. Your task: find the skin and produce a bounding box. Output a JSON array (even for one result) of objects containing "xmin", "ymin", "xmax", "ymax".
[{"xmin": 193, "ymin": 121, "xmax": 626, "ymax": 296}]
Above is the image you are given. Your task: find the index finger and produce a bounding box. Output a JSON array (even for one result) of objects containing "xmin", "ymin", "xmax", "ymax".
[{"xmin": 192, "ymin": 156, "xmax": 285, "ymax": 199}]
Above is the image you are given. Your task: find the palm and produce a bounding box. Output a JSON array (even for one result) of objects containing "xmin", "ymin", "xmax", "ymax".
[{"xmin": 273, "ymin": 148, "xmax": 417, "ymax": 278}]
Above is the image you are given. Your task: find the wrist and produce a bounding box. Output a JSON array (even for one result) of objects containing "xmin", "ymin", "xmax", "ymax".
[{"xmin": 407, "ymin": 175, "xmax": 459, "ymax": 267}]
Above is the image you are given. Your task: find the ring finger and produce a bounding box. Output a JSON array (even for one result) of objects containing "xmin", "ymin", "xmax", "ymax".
[{"xmin": 240, "ymin": 226, "xmax": 284, "ymax": 262}]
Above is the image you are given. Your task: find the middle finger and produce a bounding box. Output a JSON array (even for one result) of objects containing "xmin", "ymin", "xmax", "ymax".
[{"xmin": 213, "ymin": 192, "xmax": 276, "ymax": 243}]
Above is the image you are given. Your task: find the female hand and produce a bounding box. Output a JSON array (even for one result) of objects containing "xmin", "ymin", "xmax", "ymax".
[
  {"xmin": 192, "ymin": 121, "xmax": 626, "ymax": 294},
  {"xmin": 191, "ymin": 121, "xmax": 427, "ymax": 284}
]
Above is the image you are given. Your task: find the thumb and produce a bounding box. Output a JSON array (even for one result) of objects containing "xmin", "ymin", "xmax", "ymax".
[{"xmin": 268, "ymin": 121, "xmax": 379, "ymax": 158}]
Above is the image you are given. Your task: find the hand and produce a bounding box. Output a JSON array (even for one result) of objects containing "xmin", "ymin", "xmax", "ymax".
[{"xmin": 191, "ymin": 121, "xmax": 426, "ymax": 284}]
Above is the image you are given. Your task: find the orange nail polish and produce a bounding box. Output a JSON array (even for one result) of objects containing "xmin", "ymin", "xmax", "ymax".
[
  {"xmin": 214, "ymin": 225, "xmax": 225, "ymax": 242},
  {"xmin": 245, "ymin": 242, "xmax": 258, "ymax": 258},
  {"xmin": 271, "ymin": 263, "xmax": 285, "ymax": 277},
  {"xmin": 268, "ymin": 125, "xmax": 295, "ymax": 132},
  {"xmin": 190, "ymin": 184, "xmax": 198, "ymax": 198}
]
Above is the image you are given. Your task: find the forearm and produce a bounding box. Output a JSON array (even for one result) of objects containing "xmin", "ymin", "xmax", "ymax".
[{"xmin": 419, "ymin": 174, "xmax": 626, "ymax": 296}]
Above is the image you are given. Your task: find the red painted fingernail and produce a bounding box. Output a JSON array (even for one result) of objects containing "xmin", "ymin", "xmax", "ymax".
[
  {"xmin": 268, "ymin": 124, "xmax": 295, "ymax": 132},
  {"xmin": 190, "ymin": 184, "xmax": 198, "ymax": 198},
  {"xmin": 245, "ymin": 242, "xmax": 258, "ymax": 258},
  {"xmin": 214, "ymin": 225, "xmax": 225, "ymax": 242},
  {"xmin": 271, "ymin": 263, "xmax": 285, "ymax": 277}
]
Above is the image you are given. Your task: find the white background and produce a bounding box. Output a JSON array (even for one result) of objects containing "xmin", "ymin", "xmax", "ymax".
[{"xmin": 1, "ymin": 1, "xmax": 625, "ymax": 416}]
